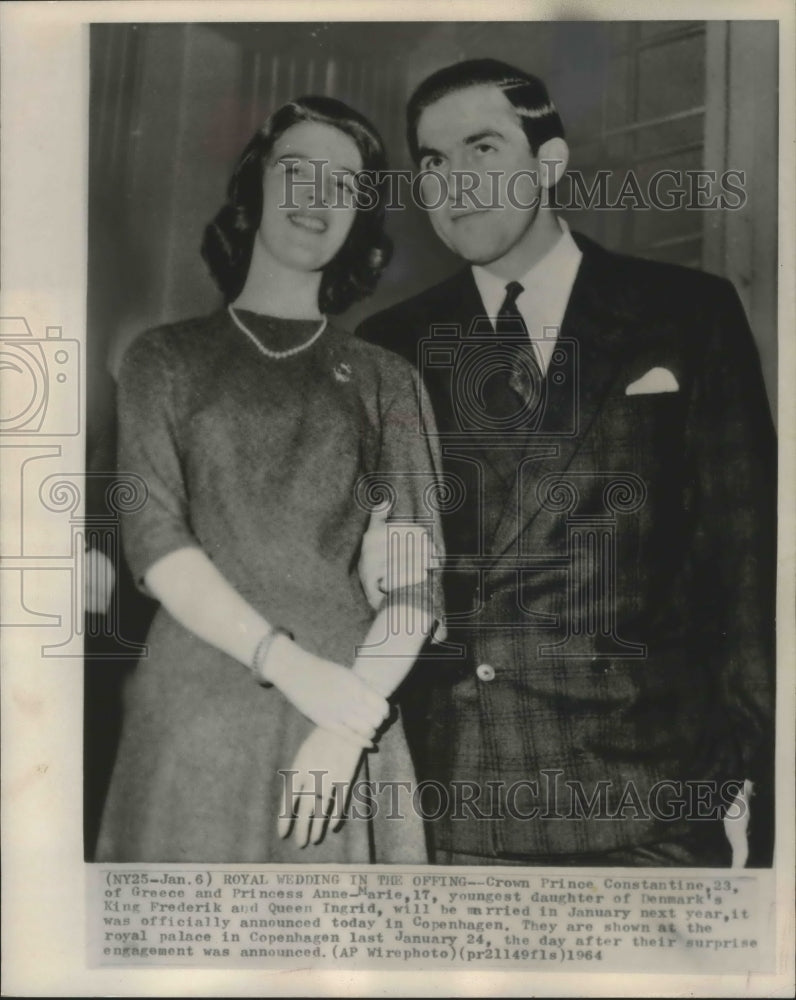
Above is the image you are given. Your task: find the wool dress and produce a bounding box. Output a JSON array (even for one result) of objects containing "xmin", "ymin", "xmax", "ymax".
[{"xmin": 95, "ymin": 309, "xmax": 442, "ymax": 863}]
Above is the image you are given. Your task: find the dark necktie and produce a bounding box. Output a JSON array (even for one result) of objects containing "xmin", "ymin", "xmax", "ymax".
[{"xmin": 491, "ymin": 280, "xmax": 543, "ymax": 421}]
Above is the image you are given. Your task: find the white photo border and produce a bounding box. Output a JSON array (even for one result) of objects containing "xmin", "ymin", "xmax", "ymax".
[{"xmin": 1, "ymin": 1, "xmax": 794, "ymax": 996}]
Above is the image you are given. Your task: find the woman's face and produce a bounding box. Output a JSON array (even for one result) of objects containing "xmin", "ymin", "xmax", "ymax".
[{"xmin": 258, "ymin": 120, "xmax": 363, "ymax": 274}]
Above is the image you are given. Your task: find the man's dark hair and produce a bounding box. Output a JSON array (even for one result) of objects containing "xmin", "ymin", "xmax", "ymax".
[
  {"xmin": 202, "ymin": 95, "xmax": 392, "ymax": 314},
  {"xmin": 407, "ymin": 58, "xmax": 565, "ymax": 162}
]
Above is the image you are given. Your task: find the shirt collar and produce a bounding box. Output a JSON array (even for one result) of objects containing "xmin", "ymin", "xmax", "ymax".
[{"xmin": 471, "ymin": 217, "xmax": 582, "ymax": 323}]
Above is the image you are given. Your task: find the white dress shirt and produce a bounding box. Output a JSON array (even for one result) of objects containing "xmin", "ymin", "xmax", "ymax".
[{"xmin": 471, "ymin": 218, "xmax": 582, "ymax": 375}]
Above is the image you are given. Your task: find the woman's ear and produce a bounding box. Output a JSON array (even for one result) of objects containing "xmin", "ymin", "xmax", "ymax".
[{"xmin": 537, "ymin": 137, "xmax": 569, "ymax": 190}]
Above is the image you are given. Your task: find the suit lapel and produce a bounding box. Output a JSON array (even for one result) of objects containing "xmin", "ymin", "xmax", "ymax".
[
  {"xmin": 416, "ymin": 267, "xmax": 484, "ymax": 411},
  {"xmin": 424, "ymin": 267, "xmax": 484, "ymax": 341},
  {"xmin": 427, "ymin": 267, "xmax": 529, "ymax": 481},
  {"xmin": 444, "ymin": 270, "xmax": 561, "ymax": 543},
  {"xmin": 428, "ymin": 271, "xmax": 524, "ymax": 556},
  {"xmin": 488, "ymin": 236, "xmax": 639, "ymax": 560}
]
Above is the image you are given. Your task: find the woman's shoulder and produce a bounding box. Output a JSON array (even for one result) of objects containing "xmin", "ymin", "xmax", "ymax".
[
  {"xmin": 121, "ymin": 309, "xmax": 228, "ymax": 372},
  {"xmin": 327, "ymin": 321, "xmax": 419, "ymax": 387},
  {"xmin": 131, "ymin": 309, "xmax": 227, "ymax": 351}
]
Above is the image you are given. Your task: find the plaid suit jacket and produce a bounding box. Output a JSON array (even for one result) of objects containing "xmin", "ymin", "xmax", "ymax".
[{"xmin": 357, "ymin": 233, "xmax": 776, "ymax": 861}]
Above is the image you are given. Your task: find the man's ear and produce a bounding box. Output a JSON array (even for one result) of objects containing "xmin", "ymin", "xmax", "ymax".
[{"xmin": 537, "ymin": 137, "xmax": 569, "ymax": 190}]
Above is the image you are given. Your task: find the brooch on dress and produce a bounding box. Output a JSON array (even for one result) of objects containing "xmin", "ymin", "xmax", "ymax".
[{"xmin": 332, "ymin": 361, "xmax": 352, "ymax": 383}]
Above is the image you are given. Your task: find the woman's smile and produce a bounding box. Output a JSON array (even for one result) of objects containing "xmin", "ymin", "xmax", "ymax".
[{"xmin": 288, "ymin": 211, "xmax": 329, "ymax": 234}]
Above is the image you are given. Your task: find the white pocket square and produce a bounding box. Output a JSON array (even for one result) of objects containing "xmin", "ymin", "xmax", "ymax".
[{"xmin": 625, "ymin": 367, "xmax": 679, "ymax": 395}]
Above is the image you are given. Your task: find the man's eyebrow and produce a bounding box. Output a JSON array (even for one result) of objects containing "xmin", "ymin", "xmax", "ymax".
[
  {"xmin": 416, "ymin": 144, "xmax": 441, "ymax": 162},
  {"xmin": 464, "ymin": 129, "xmax": 505, "ymax": 145},
  {"xmin": 417, "ymin": 130, "xmax": 505, "ymax": 161}
]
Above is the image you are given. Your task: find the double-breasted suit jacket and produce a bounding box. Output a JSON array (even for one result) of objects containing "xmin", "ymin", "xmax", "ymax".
[{"xmin": 357, "ymin": 232, "xmax": 775, "ymax": 861}]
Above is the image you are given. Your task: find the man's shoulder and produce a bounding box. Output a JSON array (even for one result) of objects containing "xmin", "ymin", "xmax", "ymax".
[
  {"xmin": 620, "ymin": 251, "xmax": 731, "ymax": 300},
  {"xmin": 575, "ymin": 231, "xmax": 735, "ymax": 308},
  {"xmin": 368, "ymin": 269, "xmax": 472, "ymax": 322},
  {"xmin": 356, "ymin": 270, "xmax": 473, "ymax": 361}
]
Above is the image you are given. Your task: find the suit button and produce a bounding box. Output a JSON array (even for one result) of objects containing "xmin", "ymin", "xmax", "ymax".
[
  {"xmin": 590, "ymin": 657, "xmax": 611, "ymax": 675},
  {"xmin": 476, "ymin": 663, "xmax": 496, "ymax": 682}
]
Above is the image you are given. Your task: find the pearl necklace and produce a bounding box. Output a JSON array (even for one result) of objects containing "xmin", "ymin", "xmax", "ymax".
[{"xmin": 227, "ymin": 305, "xmax": 328, "ymax": 360}]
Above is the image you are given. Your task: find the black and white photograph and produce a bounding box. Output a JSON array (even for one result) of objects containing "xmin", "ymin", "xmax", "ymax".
[
  {"xmin": 1, "ymin": 1, "xmax": 794, "ymax": 996},
  {"xmin": 84, "ymin": 16, "xmax": 777, "ymax": 868}
]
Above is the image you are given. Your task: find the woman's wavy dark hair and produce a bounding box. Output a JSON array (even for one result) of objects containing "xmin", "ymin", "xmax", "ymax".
[{"xmin": 201, "ymin": 96, "xmax": 392, "ymax": 314}]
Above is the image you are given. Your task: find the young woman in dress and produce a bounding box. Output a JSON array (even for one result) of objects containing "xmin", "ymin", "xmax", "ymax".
[{"xmin": 96, "ymin": 96, "xmax": 443, "ymax": 863}]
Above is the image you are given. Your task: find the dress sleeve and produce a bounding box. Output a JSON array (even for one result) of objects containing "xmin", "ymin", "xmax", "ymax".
[
  {"xmin": 358, "ymin": 360, "xmax": 446, "ymax": 640},
  {"xmin": 116, "ymin": 329, "xmax": 201, "ymax": 591}
]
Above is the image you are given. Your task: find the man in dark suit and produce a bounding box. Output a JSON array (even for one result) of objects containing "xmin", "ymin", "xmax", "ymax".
[{"xmin": 357, "ymin": 59, "xmax": 775, "ymax": 866}]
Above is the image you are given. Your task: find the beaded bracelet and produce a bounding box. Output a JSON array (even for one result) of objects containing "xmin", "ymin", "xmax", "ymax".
[{"xmin": 250, "ymin": 626, "xmax": 294, "ymax": 687}]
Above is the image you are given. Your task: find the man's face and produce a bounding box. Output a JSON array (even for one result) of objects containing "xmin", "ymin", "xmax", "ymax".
[{"xmin": 415, "ymin": 85, "xmax": 544, "ymax": 271}]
